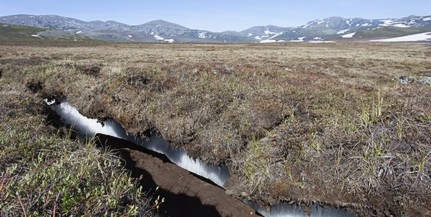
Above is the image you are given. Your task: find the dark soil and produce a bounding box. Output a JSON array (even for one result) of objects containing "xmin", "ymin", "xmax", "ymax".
[{"xmin": 95, "ymin": 134, "xmax": 258, "ymax": 217}]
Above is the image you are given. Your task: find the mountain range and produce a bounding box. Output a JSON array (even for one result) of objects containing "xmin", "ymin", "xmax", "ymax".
[{"xmin": 1, "ymin": 14, "xmax": 431, "ymax": 43}]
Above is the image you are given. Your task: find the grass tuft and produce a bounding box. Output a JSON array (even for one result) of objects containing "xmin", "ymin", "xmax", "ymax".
[
  {"xmin": 0, "ymin": 64, "xmax": 156, "ymax": 216},
  {"xmin": 1, "ymin": 42, "xmax": 431, "ymax": 216}
]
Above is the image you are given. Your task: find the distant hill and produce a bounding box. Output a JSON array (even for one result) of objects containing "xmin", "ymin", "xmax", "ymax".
[
  {"xmin": 0, "ymin": 15, "xmax": 252, "ymax": 43},
  {"xmin": 1, "ymin": 14, "xmax": 431, "ymax": 43},
  {"xmin": 245, "ymin": 15, "xmax": 431, "ymax": 42},
  {"xmin": 0, "ymin": 22, "xmax": 97, "ymax": 42},
  {"xmin": 0, "ymin": 23, "xmax": 47, "ymax": 40},
  {"xmin": 354, "ymin": 26, "xmax": 431, "ymax": 39}
]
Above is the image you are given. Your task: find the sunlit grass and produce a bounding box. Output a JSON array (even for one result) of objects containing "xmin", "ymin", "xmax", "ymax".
[
  {"xmin": 0, "ymin": 67, "xmax": 156, "ymax": 216},
  {"xmin": 1, "ymin": 41, "xmax": 430, "ymax": 216}
]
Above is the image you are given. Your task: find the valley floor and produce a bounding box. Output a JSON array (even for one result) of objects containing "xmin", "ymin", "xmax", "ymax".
[{"xmin": 1, "ymin": 41, "xmax": 430, "ymax": 216}]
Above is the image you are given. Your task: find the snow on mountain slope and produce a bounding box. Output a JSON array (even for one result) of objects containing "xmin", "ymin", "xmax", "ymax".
[
  {"xmin": 381, "ymin": 19, "xmax": 410, "ymax": 28},
  {"xmin": 337, "ymin": 29, "xmax": 350, "ymax": 34},
  {"xmin": 198, "ymin": 32, "xmax": 207, "ymax": 39},
  {"xmin": 152, "ymin": 34, "xmax": 175, "ymax": 43},
  {"xmin": 1, "ymin": 14, "xmax": 431, "ymax": 42},
  {"xmin": 241, "ymin": 25, "xmax": 290, "ymax": 41},
  {"xmin": 371, "ymin": 32, "xmax": 431, "ymax": 42},
  {"xmin": 342, "ymin": 32, "xmax": 356, "ymax": 38}
]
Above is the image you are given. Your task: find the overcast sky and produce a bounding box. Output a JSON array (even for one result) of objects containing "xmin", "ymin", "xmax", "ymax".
[{"xmin": 1, "ymin": 0, "xmax": 430, "ymax": 32}]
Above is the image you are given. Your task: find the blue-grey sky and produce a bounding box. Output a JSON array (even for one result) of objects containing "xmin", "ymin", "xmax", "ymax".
[{"xmin": 1, "ymin": 0, "xmax": 430, "ymax": 32}]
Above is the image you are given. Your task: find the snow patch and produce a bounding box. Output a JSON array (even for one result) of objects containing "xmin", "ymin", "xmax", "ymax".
[
  {"xmin": 164, "ymin": 39, "xmax": 175, "ymax": 43},
  {"xmin": 371, "ymin": 32, "xmax": 431, "ymax": 42},
  {"xmin": 260, "ymin": 39, "xmax": 277, "ymax": 43},
  {"xmin": 154, "ymin": 34, "xmax": 174, "ymax": 43},
  {"xmin": 75, "ymin": 31, "xmax": 82, "ymax": 34},
  {"xmin": 49, "ymin": 101, "xmax": 120, "ymax": 138},
  {"xmin": 337, "ymin": 29, "xmax": 350, "ymax": 34},
  {"xmin": 254, "ymin": 31, "xmax": 282, "ymax": 41},
  {"xmin": 268, "ymin": 32, "xmax": 283, "ymax": 40},
  {"xmin": 264, "ymin": 30, "xmax": 277, "ymax": 35},
  {"xmin": 137, "ymin": 132, "xmax": 229, "ymax": 187},
  {"xmin": 309, "ymin": 41, "xmax": 335, "ymax": 44},
  {"xmin": 424, "ymin": 17, "xmax": 431, "ymax": 21},
  {"xmin": 341, "ymin": 32, "xmax": 356, "ymax": 38},
  {"xmin": 260, "ymin": 39, "xmax": 286, "ymax": 43},
  {"xmin": 31, "ymin": 34, "xmax": 42, "ymax": 39},
  {"xmin": 247, "ymin": 33, "xmax": 253, "ymax": 37},
  {"xmin": 154, "ymin": 34, "xmax": 164, "ymax": 40},
  {"xmin": 393, "ymin": 24, "xmax": 410, "ymax": 28},
  {"xmin": 381, "ymin": 19, "xmax": 394, "ymax": 26},
  {"xmin": 246, "ymin": 201, "xmax": 356, "ymax": 217},
  {"xmin": 380, "ymin": 19, "xmax": 410, "ymax": 28},
  {"xmin": 290, "ymin": 37, "xmax": 306, "ymax": 42},
  {"xmin": 48, "ymin": 100, "xmax": 229, "ymax": 187},
  {"xmin": 198, "ymin": 32, "xmax": 207, "ymax": 39}
]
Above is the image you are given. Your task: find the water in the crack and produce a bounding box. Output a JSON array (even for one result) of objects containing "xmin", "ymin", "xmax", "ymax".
[
  {"xmin": 135, "ymin": 132, "xmax": 230, "ymax": 187},
  {"xmin": 245, "ymin": 200, "xmax": 356, "ymax": 217},
  {"xmin": 49, "ymin": 100, "xmax": 121, "ymax": 138},
  {"xmin": 48, "ymin": 100, "xmax": 229, "ymax": 187},
  {"xmin": 48, "ymin": 99, "xmax": 357, "ymax": 217}
]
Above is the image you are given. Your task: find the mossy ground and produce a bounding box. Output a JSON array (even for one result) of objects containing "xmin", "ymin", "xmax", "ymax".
[{"xmin": 1, "ymin": 42, "xmax": 430, "ymax": 216}]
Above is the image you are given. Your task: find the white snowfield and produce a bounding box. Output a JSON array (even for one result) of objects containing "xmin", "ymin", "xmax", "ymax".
[
  {"xmin": 153, "ymin": 34, "xmax": 175, "ymax": 43},
  {"xmin": 341, "ymin": 32, "xmax": 356, "ymax": 38},
  {"xmin": 371, "ymin": 32, "xmax": 431, "ymax": 42},
  {"xmin": 337, "ymin": 29, "xmax": 350, "ymax": 35}
]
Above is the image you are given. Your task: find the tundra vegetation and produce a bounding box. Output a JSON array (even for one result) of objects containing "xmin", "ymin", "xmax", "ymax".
[{"xmin": 0, "ymin": 41, "xmax": 430, "ymax": 216}]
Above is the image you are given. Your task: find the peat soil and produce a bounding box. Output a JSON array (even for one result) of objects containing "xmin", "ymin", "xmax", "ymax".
[{"xmin": 94, "ymin": 134, "xmax": 258, "ymax": 217}]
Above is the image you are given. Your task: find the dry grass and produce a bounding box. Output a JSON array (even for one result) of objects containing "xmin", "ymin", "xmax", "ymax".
[
  {"xmin": 1, "ymin": 41, "xmax": 430, "ymax": 216},
  {"xmin": 0, "ymin": 57, "xmax": 157, "ymax": 216}
]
